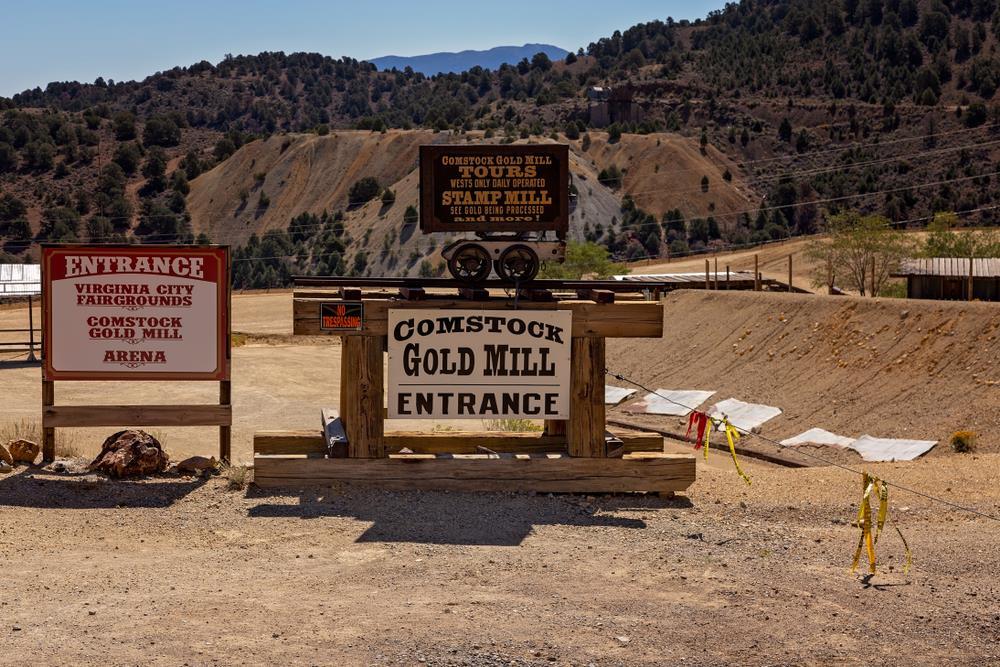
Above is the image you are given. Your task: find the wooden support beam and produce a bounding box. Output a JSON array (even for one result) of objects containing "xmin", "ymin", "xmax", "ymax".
[
  {"xmin": 42, "ymin": 404, "xmax": 232, "ymax": 428},
  {"xmin": 293, "ymin": 298, "xmax": 663, "ymax": 339},
  {"xmin": 567, "ymin": 337, "xmax": 606, "ymax": 457},
  {"xmin": 340, "ymin": 336, "xmax": 384, "ymax": 458},
  {"xmin": 398, "ymin": 287, "xmax": 425, "ymax": 301},
  {"xmin": 575, "ymin": 288, "xmax": 615, "ymax": 304},
  {"xmin": 252, "ymin": 429, "xmax": 663, "ymax": 456},
  {"xmin": 754, "ymin": 254, "xmax": 760, "ymax": 292},
  {"xmin": 253, "ymin": 452, "xmax": 695, "ymax": 493}
]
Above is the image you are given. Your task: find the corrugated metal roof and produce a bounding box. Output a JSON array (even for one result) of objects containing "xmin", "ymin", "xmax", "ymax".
[
  {"xmin": 894, "ymin": 258, "xmax": 1000, "ymax": 278},
  {"xmin": 0, "ymin": 264, "xmax": 41, "ymax": 296},
  {"xmin": 614, "ymin": 271, "xmax": 758, "ymax": 284}
]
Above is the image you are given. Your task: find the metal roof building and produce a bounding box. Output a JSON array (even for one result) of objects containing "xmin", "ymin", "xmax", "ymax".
[
  {"xmin": 0, "ymin": 264, "xmax": 40, "ymax": 297},
  {"xmin": 892, "ymin": 258, "xmax": 1000, "ymax": 301}
]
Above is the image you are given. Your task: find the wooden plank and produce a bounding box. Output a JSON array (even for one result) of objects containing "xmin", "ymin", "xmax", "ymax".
[
  {"xmin": 340, "ymin": 287, "xmax": 362, "ymax": 300},
  {"xmin": 321, "ymin": 408, "xmax": 348, "ymax": 458},
  {"xmin": 340, "ymin": 336, "xmax": 384, "ymax": 458},
  {"xmin": 576, "ymin": 288, "xmax": 615, "ymax": 304},
  {"xmin": 253, "ymin": 452, "xmax": 695, "ymax": 493},
  {"xmin": 567, "ymin": 337, "xmax": 606, "ymax": 457},
  {"xmin": 43, "ymin": 404, "xmax": 232, "ymax": 428},
  {"xmin": 255, "ymin": 430, "xmax": 327, "ymax": 456},
  {"xmin": 293, "ymin": 298, "xmax": 663, "ymax": 338},
  {"xmin": 251, "ymin": 429, "xmax": 663, "ymax": 456}
]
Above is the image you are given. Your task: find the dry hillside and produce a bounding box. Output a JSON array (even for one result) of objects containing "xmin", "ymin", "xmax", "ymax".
[
  {"xmin": 609, "ymin": 290, "xmax": 1000, "ymax": 457},
  {"xmin": 186, "ymin": 130, "xmax": 753, "ymax": 275}
]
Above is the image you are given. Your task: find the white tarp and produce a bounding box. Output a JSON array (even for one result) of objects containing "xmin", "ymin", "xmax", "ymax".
[
  {"xmin": 710, "ymin": 398, "xmax": 782, "ymax": 432},
  {"xmin": 605, "ymin": 385, "xmax": 638, "ymax": 405},
  {"xmin": 849, "ymin": 435, "xmax": 937, "ymax": 462},
  {"xmin": 779, "ymin": 429, "xmax": 937, "ymax": 462},
  {"xmin": 780, "ymin": 428, "xmax": 856, "ymax": 449},
  {"xmin": 624, "ymin": 389, "xmax": 715, "ymax": 417}
]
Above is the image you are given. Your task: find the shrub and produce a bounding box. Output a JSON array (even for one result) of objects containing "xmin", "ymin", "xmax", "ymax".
[
  {"xmin": 950, "ymin": 431, "xmax": 977, "ymax": 453},
  {"xmin": 348, "ymin": 176, "xmax": 380, "ymax": 206}
]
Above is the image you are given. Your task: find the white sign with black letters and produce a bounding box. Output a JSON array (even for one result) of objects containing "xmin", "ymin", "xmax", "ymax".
[{"xmin": 387, "ymin": 309, "xmax": 571, "ymax": 419}]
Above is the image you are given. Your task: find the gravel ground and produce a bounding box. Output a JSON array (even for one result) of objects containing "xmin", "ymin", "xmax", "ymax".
[{"xmin": 2, "ymin": 452, "xmax": 998, "ymax": 666}]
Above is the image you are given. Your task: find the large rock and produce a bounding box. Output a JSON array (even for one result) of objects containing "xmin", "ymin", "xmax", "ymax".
[
  {"xmin": 89, "ymin": 430, "xmax": 169, "ymax": 478},
  {"xmin": 7, "ymin": 439, "xmax": 39, "ymax": 464},
  {"xmin": 175, "ymin": 455, "xmax": 217, "ymax": 475},
  {"xmin": 0, "ymin": 442, "xmax": 12, "ymax": 467}
]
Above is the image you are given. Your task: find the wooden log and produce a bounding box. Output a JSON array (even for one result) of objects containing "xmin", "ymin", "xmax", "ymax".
[
  {"xmin": 340, "ymin": 336, "xmax": 384, "ymax": 458},
  {"xmin": 42, "ymin": 379, "xmax": 55, "ymax": 462},
  {"xmin": 43, "ymin": 404, "xmax": 232, "ymax": 428},
  {"xmin": 293, "ymin": 298, "xmax": 663, "ymax": 339},
  {"xmin": 567, "ymin": 337, "xmax": 606, "ymax": 457},
  {"xmin": 321, "ymin": 408, "xmax": 348, "ymax": 458},
  {"xmin": 252, "ymin": 429, "xmax": 663, "ymax": 456},
  {"xmin": 253, "ymin": 452, "xmax": 695, "ymax": 493}
]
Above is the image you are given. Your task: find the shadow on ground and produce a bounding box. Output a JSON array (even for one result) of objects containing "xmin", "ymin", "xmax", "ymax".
[
  {"xmin": 246, "ymin": 486, "xmax": 693, "ymax": 546},
  {"xmin": 0, "ymin": 466, "xmax": 209, "ymax": 509}
]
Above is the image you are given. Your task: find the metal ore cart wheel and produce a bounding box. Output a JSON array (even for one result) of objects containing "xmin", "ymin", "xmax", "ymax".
[
  {"xmin": 447, "ymin": 243, "xmax": 492, "ymax": 283},
  {"xmin": 495, "ymin": 244, "xmax": 539, "ymax": 283}
]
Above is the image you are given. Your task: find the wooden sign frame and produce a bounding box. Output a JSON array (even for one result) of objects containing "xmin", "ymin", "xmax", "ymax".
[
  {"xmin": 39, "ymin": 244, "xmax": 233, "ymax": 462},
  {"xmin": 253, "ymin": 287, "xmax": 696, "ymax": 494},
  {"xmin": 418, "ymin": 144, "xmax": 570, "ymax": 234}
]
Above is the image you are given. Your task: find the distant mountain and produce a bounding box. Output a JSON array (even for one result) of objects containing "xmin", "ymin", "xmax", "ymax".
[{"xmin": 369, "ymin": 43, "xmax": 569, "ymax": 74}]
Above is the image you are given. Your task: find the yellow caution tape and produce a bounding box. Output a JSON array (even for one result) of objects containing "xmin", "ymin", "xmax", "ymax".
[
  {"xmin": 851, "ymin": 473, "xmax": 912, "ymax": 575},
  {"xmin": 722, "ymin": 420, "xmax": 752, "ymax": 486}
]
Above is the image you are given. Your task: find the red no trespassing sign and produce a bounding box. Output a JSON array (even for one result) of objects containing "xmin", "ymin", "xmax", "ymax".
[{"xmin": 42, "ymin": 245, "xmax": 230, "ymax": 381}]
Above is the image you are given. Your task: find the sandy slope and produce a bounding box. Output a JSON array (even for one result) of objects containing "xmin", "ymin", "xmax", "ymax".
[{"xmin": 609, "ymin": 290, "xmax": 1000, "ymax": 457}]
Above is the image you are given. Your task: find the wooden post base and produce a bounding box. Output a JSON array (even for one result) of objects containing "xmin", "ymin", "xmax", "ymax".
[
  {"xmin": 252, "ymin": 429, "xmax": 695, "ymax": 494},
  {"xmin": 253, "ymin": 452, "xmax": 694, "ymax": 493}
]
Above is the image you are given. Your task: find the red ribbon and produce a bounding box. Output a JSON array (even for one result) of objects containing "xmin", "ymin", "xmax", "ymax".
[{"xmin": 685, "ymin": 411, "xmax": 711, "ymax": 449}]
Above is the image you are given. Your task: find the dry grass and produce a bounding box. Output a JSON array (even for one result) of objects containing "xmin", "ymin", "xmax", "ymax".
[
  {"xmin": 222, "ymin": 463, "xmax": 252, "ymax": 491},
  {"xmin": 0, "ymin": 418, "xmax": 85, "ymax": 460},
  {"xmin": 482, "ymin": 418, "xmax": 543, "ymax": 433},
  {"xmin": 950, "ymin": 430, "xmax": 977, "ymax": 453}
]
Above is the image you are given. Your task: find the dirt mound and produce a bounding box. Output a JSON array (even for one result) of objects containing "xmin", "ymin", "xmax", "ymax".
[
  {"xmin": 608, "ymin": 291, "xmax": 1000, "ymax": 455},
  {"xmin": 567, "ymin": 131, "xmax": 756, "ymax": 221}
]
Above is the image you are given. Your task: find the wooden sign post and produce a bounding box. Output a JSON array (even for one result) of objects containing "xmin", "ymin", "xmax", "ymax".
[
  {"xmin": 252, "ymin": 283, "xmax": 696, "ymax": 494},
  {"xmin": 40, "ymin": 245, "xmax": 232, "ymax": 462}
]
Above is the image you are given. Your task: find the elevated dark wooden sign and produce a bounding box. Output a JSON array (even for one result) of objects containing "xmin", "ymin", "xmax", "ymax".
[{"xmin": 419, "ymin": 144, "xmax": 569, "ymax": 234}]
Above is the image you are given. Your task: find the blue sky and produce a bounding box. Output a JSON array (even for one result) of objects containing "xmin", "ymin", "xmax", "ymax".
[{"xmin": 0, "ymin": 1, "xmax": 724, "ymax": 97}]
